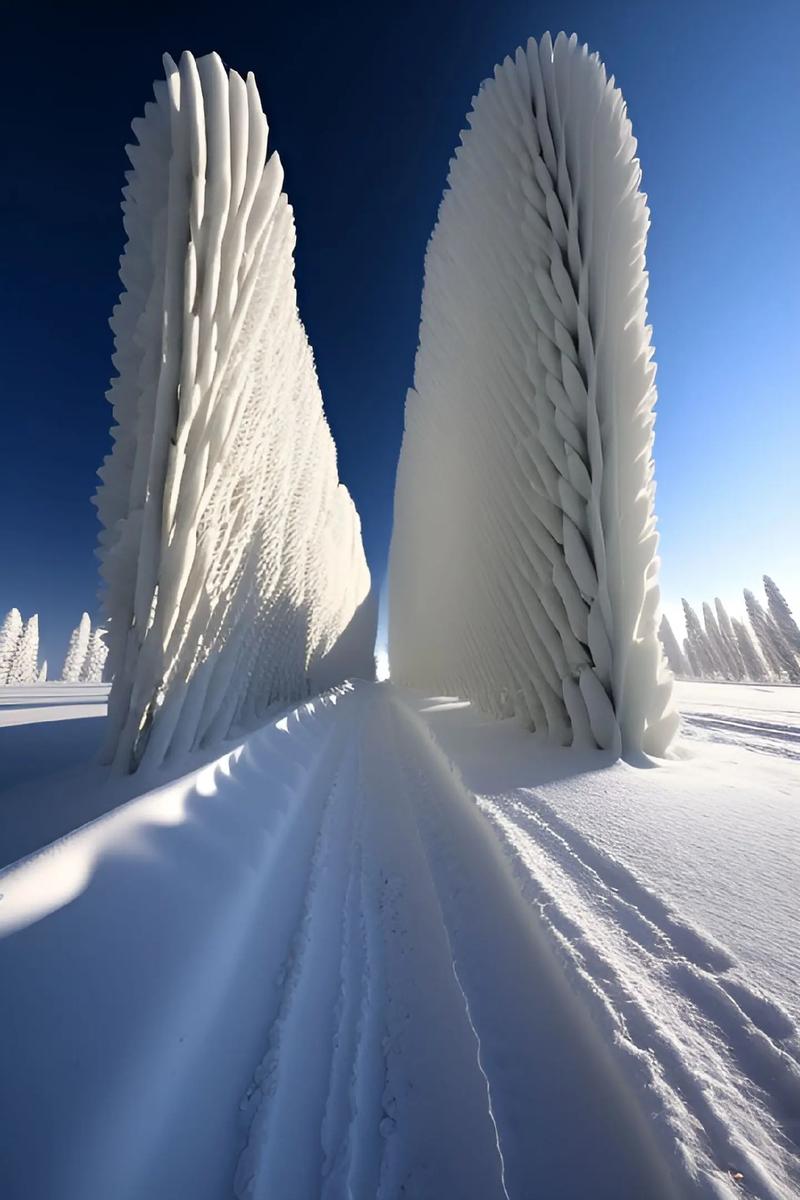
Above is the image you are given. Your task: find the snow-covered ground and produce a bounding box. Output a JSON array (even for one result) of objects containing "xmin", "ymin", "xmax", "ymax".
[{"xmin": 0, "ymin": 680, "xmax": 797, "ymax": 1198}]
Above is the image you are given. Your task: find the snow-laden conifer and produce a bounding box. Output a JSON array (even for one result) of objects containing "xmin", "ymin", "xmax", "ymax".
[
  {"xmin": 744, "ymin": 590, "xmax": 799, "ymax": 682},
  {"xmin": 81, "ymin": 629, "xmax": 108, "ymax": 684},
  {"xmin": 0, "ymin": 608, "xmax": 23, "ymax": 684},
  {"xmin": 62, "ymin": 613, "xmax": 92, "ymax": 682},
  {"xmin": 7, "ymin": 615, "xmax": 39, "ymax": 684},
  {"xmin": 658, "ymin": 616, "xmax": 688, "ymax": 678},
  {"xmin": 389, "ymin": 33, "xmax": 676, "ymax": 756},
  {"xmin": 94, "ymin": 52, "xmax": 373, "ymax": 771},
  {"xmin": 763, "ymin": 576, "xmax": 800, "ymax": 659},
  {"xmin": 732, "ymin": 618, "xmax": 767, "ymax": 682}
]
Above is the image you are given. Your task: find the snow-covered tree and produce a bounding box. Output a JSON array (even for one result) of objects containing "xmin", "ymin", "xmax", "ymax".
[
  {"xmin": 0, "ymin": 608, "xmax": 23, "ymax": 683},
  {"xmin": 81, "ymin": 629, "xmax": 108, "ymax": 683},
  {"xmin": 389, "ymin": 34, "xmax": 677, "ymax": 757},
  {"xmin": 714, "ymin": 599, "xmax": 745, "ymax": 680},
  {"xmin": 763, "ymin": 576, "xmax": 800, "ymax": 659},
  {"xmin": 37, "ymin": 659, "xmax": 48, "ymax": 682},
  {"xmin": 731, "ymin": 618, "xmax": 768, "ymax": 682},
  {"xmin": 682, "ymin": 601, "xmax": 716, "ymax": 678},
  {"xmin": 94, "ymin": 52, "xmax": 373, "ymax": 771},
  {"xmin": 702, "ymin": 602, "xmax": 739, "ymax": 680},
  {"xmin": 659, "ymin": 616, "xmax": 688, "ymax": 678},
  {"xmin": 683, "ymin": 638, "xmax": 702, "ymax": 680},
  {"xmin": 7, "ymin": 615, "xmax": 39, "ymax": 684},
  {"xmin": 62, "ymin": 612, "xmax": 92, "ymax": 682},
  {"xmin": 744, "ymin": 590, "xmax": 800, "ymax": 682}
]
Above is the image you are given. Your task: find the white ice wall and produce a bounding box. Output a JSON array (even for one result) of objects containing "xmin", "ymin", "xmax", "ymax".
[
  {"xmin": 389, "ymin": 33, "xmax": 677, "ymax": 757},
  {"xmin": 95, "ymin": 51, "xmax": 373, "ymax": 771}
]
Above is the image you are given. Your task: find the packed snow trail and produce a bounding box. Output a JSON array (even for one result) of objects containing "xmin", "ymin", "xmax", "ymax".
[
  {"xmin": 1, "ymin": 683, "xmax": 797, "ymax": 1198},
  {"xmin": 234, "ymin": 688, "xmax": 677, "ymax": 1200}
]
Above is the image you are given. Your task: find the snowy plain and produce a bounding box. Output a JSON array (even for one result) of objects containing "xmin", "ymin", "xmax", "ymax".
[{"xmin": 0, "ymin": 679, "xmax": 798, "ymax": 1198}]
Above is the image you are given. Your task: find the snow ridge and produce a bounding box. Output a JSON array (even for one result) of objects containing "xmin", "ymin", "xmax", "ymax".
[
  {"xmin": 389, "ymin": 32, "xmax": 676, "ymax": 756},
  {"xmin": 94, "ymin": 51, "xmax": 373, "ymax": 772}
]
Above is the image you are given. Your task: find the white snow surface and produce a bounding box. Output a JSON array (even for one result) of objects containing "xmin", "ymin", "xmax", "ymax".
[
  {"xmin": 389, "ymin": 32, "xmax": 676, "ymax": 756},
  {"xmin": 0, "ymin": 680, "xmax": 797, "ymax": 1199},
  {"xmin": 95, "ymin": 50, "xmax": 374, "ymax": 773}
]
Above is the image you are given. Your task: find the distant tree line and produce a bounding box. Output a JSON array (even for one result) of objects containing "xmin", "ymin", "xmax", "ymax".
[
  {"xmin": 0, "ymin": 609, "xmax": 108, "ymax": 685},
  {"xmin": 660, "ymin": 576, "xmax": 800, "ymax": 684}
]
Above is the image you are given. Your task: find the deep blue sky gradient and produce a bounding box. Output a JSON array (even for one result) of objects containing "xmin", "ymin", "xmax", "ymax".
[{"xmin": 2, "ymin": 0, "xmax": 798, "ymax": 666}]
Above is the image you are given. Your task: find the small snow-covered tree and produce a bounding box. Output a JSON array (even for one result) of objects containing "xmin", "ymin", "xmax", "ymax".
[
  {"xmin": 714, "ymin": 599, "xmax": 745, "ymax": 680},
  {"xmin": 763, "ymin": 576, "xmax": 800, "ymax": 659},
  {"xmin": 81, "ymin": 629, "xmax": 108, "ymax": 683},
  {"xmin": 683, "ymin": 638, "xmax": 702, "ymax": 680},
  {"xmin": 682, "ymin": 601, "xmax": 716, "ymax": 678},
  {"xmin": 7, "ymin": 615, "xmax": 39, "ymax": 684},
  {"xmin": 659, "ymin": 616, "xmax": 688, "ymax": 678},
  {"xmin": 62, "ymin": 613, "xmax": 92, "ymax": 682},
  {"xmin": 37, "ymin": 659, "xmax": 48, "ymax": 682},
  {"xmin": 702, "ymin": 602, "xmax": 739, "ymax": 680},
  {"xmin": 744, "ymin": 590, "xmax": 800, "ymax": 682},
  {"xmin": 731, "ymin": 618, "xmax": 767, "ymax": 682},
  {"xmin": 0, "ymin": 608, "xmax": 24, "ymax": 684}
]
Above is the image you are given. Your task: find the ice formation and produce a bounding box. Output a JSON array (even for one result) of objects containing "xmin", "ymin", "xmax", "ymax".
[
  {"xmin": 389, "ymin": 32, "xmax": 677, "ymax": 756},
  {"xmin": 61, "ymin": 613, "xmax": 92, "ymax": 682},
  {"xmin": 94, "ymin": 51, "xmax": 373, "ymax": 771}
]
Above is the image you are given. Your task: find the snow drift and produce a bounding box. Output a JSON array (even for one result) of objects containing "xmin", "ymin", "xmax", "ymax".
[
  {"xmin": 94, "ymin": 51, "xmax": 373, "ymax": 772},
  {"xmin": 389, "ymin": 32, "xmax": 676, "ymax": 756}
]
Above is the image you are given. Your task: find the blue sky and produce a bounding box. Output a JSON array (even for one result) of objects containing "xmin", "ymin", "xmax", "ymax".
[{"xmin": 2, "ymin": 0, "xmax": 798, "ymax": 668}]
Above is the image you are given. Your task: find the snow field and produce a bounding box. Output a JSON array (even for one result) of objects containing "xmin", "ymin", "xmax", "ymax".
[
  {"xmin": 1, "ymin": 683, "xmax": 686, "ymax": 1200},
  {"xmin": 408, "ymin": 692, "xmax": 800, "ymax": 1198}
]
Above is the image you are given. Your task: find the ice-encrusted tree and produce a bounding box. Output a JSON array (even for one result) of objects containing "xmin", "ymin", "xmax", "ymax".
[
  {"xmin": 744, "ymin": 590, "xmax": 800, "ymax": 682},
  {"xmin": 7, "ymin": 615, "xmax": 39, "ymax": 684},
  {"xmin": 658, "ymin": 616, "xmax": 688, "ymax": 678},
  {"xmin": 61, "ymin": 613, "xmax": 92, "ymax": 682},
  {"xmin": 0, "ymin": 608, "xmax": 24, "ymax": 684},
  {"xmin": 682, "ymin": 601, "xmax": 717, "ymax": 679},
  {"xmin": 683, "ymin": 638, "xmax": 702, "ymax": 680},
  {"xmin": 702, "ymin": 602, "xmax": 739, "ymax": 680},
  {"xmin": 81, "ymin": 628, "xmax": 108, "ymax": 683},
  {"xmin": 94, "ymin": 52, "xmax": 373, "ymax": 771},
  {"xmin": 389, "ymin": 33, "xmax": 677, "ymax": 757},
  {"xmin": 764, "ymin": 576, "xmax": 800, "ymax": 659},
  {"xmin": 714, "ymin": 598, "xmax": 745, "ymax": 680},
  {"xmin": 37, "ymin": 660, "xmax": 48, "ymax": 683},
  {"xmin": 731, "ymin": 618, "xmax": 767, "ymax": 682}
]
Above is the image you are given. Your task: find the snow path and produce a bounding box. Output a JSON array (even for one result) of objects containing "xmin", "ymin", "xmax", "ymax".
[
  {"xmin": 1, "ymin": 682, "xmax": 797, "ymax": 1198},
  {"xmin": 233, "ymin": 690, "xmax": 678, "ymax": 1200}
]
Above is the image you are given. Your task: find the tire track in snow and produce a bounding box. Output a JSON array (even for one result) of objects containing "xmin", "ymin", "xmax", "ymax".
[{"xmin": 471, "ymin": 790, "xmax": 800, "ymax": 1199}]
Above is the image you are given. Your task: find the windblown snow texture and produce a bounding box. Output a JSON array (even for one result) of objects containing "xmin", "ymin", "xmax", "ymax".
[
  {"xmin": 389, "ymin": 32, "xmax": 677, "ymax": 756},
  {"xmin": 94, "ymin": 51, "xmax": 373, "ymax": 772}
]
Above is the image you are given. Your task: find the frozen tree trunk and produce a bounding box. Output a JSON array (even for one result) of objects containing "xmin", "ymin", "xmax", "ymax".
[
  {"xmin": 658, "ymin": 616, "xmax": 688, "ymax": 678},
  {"xmin": 763, "ymin": 575, "xmax": 800, "ymax": 659},
  {"xmin": 94, "ymin": 52, "xmax": 373, "ymax": 773},
  {"xmin": 389, "ymin": 33, "xmax": 677, "ymax": 758},
  {"xmin": 732, "ymin": 618, "xmax": 768, "ymax": 682},
  {"xmin": 62, "ymin": 613, "xmax": 92, "ymax": 682},
  {"xmin": 7, "ymin": 615, "xmax": 39, "ymax": 684},
  {"xmin": 0, "ymin": 608, "xmax": 24, "ymax": 684}
]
